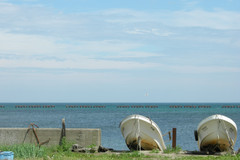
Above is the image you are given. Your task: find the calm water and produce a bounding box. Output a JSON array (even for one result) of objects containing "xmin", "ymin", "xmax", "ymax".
[{"xmin": 0, "ymin": 103, "xmax": 240, "ymax": 151}]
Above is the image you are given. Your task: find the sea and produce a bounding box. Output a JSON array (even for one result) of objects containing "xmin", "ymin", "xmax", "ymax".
[{"xmin": 0, "ymin": 103, "xmax": 240, "ymax": 151}]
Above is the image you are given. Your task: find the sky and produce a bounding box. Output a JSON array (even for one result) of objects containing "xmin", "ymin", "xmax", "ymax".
[{"xmin": 0, "ymin": 0, "xmax": 239, "ymax": 103}]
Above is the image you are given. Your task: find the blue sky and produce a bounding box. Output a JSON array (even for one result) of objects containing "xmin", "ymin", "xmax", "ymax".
[{"xmin": 0, "ymin": 0, "xmax": 239, "ymax": 102}]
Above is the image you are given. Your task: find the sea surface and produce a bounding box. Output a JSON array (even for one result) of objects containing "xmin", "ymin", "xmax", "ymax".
[{"xmin": 0, "ymin": 103, "xmax": 240, "ymax": 151}]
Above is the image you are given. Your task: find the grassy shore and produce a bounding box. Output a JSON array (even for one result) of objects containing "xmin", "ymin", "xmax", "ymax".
[{"xmin": 1, "ymin": 143, "xmax": 240, "ymax": 160}]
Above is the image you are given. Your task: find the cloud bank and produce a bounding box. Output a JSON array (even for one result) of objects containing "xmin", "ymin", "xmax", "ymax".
[{"xmin": 0, "ymin": 1, "xmax": 240, "ymax": 102}]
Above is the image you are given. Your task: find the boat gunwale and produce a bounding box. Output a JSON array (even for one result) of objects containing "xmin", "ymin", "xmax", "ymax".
[
  {"xmin": 197, "ymin": 114, "xmax": 237, "ymax": 132},
  {"xmin": 120, "ymin": 114, "xmax": 161, "ymax": 135}
]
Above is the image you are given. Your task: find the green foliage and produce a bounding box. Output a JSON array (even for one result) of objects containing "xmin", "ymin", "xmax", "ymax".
[
  {"xmin": 1, "ymin": 143, "xmax": 239, "ymax": 160},
  {"xmin": 0, "ymin": 144, "xmax": 47, "ymax": 159},
  {"xmin": 128, "ymin": 151, "xmax": 144, "ymax": 157},
  {"xmin": 106, "ymin": 151, "xmax": 145, "ymax": 160},
  {"xmin": 45, "ymin": 137, "xmax": 75, "ymax": 159},
  {"xmin": 42, "ymin": 152, "xmax": 240, "ymax": 160},
  {"xmin": 164, "ymin": 144, "xmax": 182, "ymax": 153},
  {"xmin": 151, "ymin": 148, "xmax": 160, "ymax": 153},
  {"xmin": 87, "ymin": 144, "xmax": 96, "ymax": 149},
  {"xmin": 0, "ymin": 138, "xmax": 74, "ymax": 159},
  {"xmin": 85, "ymin": 144, "xmax": 97, "ymax": 153},
  {"xmin": 56, "ymin": 137, "xmax": 74, "ymax": 153}
]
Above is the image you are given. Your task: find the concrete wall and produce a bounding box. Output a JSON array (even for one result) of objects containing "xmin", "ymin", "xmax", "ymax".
[{"xmin": 0, "ymin": 128, "xmax": 101, "ymax": 147}]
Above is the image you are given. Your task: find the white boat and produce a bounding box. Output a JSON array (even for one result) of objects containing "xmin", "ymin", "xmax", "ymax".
[
  {"xmin": 194, "ymin": 114, "xmax": 237, "ymax": 153},
  {"xmin": 120, "ymin": 114, "xmax": 166, "ymax": 151}
]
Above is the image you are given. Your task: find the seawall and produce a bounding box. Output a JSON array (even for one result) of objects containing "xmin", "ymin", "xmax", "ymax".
[{"xmin": 0, "ymin": 128, "xmax": 101, "ymax": 147}]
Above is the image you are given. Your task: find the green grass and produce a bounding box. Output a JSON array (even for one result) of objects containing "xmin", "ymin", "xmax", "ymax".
[
  {"xmin": 150, "ymin": 148, "xmax": 160, "ymax": 153},
  {"xmin": 173, "ymin": 154, "xmax": 240, "ymax": 160},
  {"xmin": 56, "ymin": 137, "xmax": 74, "ymax": 153},
  {"xmin": 164, "ymin": 144, "xmax": 182, "ymax": 153},
  {"xmin": 0, "ymin": 137, "xmax": 74, "ymax": 159},
  {"xmin": 42, "ymin": 152, "xmax": 240, "ymax": 160},
  {"xmin": 0, "ymin": 144, "xmax": 47, "ymax": 159},
  {"xmin": 1, "ymin": 143, "xmax": 240, "ymax": 160}
]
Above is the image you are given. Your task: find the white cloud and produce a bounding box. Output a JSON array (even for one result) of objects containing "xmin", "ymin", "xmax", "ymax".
[
  {"xmin": 0, "ymin": 31, "xmax": 65, "ymax": 55},
  {"xmin": 125, "ymin": 28, "xmax": 173, "ymax": 37},
  {"xmin": 0, "ymin": 56, "xmax": 160, "ymax": 70},
  {"xmin": 169, "ymin": 10, "xmax": 240, "ymax": 30},
  {"xmin": 113, "ymin": 51, "xmax": 164, "ymax": 58},
  {"xmin": 168, "ymin": 65, "xmax": 240, "ymax": 73},
  {"xmin": 71, "ymin": 40, "xmax": 141, "ymax": 53},
  {"xmin": 0, "ymin": 1, "xmax": 240, "ymax": 102},
  {"xmin": 102, "ymin": 8, "xmax": 240, "ymax": 30},
  {"xmin": 0, "ymin": 2, "xmax": 239, "ymax": 74},
  {"xmin": 0, "ymin": 27, "xmax": 164, "ymax": 71}
]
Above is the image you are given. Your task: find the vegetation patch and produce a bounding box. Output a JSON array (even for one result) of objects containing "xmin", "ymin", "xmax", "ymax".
[
  {"xmin": 0, "ymin": 144, "xmax": 47, "ymax": 159},
  {"xmin": 150, "ymin": 149, "xmax": 160, "ymax": 153},
  {"xmin": 164, "ymin": 145, "xmax": 182, "ymax": 153},
  {"xmin": 1, "ymin": 143, "xmax": 240, "ymax": 160}
]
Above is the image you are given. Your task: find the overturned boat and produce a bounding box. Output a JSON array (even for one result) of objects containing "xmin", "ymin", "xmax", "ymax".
[
  {"xmin": 194, "ymin": 114, "xmax": 237, "ymax": 153},
  {"xmin": 120, "ymin": 114, "xmax": 166, "ymax": 151}
]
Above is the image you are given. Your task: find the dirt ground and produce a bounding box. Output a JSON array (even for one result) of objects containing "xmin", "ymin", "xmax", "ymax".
[{"xmin": 95, "ymin": 150, "xmax": 230, "ymax": 158}]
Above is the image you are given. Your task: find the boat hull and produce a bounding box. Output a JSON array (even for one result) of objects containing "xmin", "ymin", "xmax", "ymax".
[
  {"xmin": 196, "ymin": 114, "xmax": 237, "ymax": 152},
  {"xmin": 120, "ymin": 114, "xmax": 166, "ymax": 151}
]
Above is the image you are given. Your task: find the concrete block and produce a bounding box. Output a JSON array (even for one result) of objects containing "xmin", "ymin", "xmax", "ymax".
[{"xmin": 0, "ymin": 128, "xmax": 101, "ymax": 147}]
